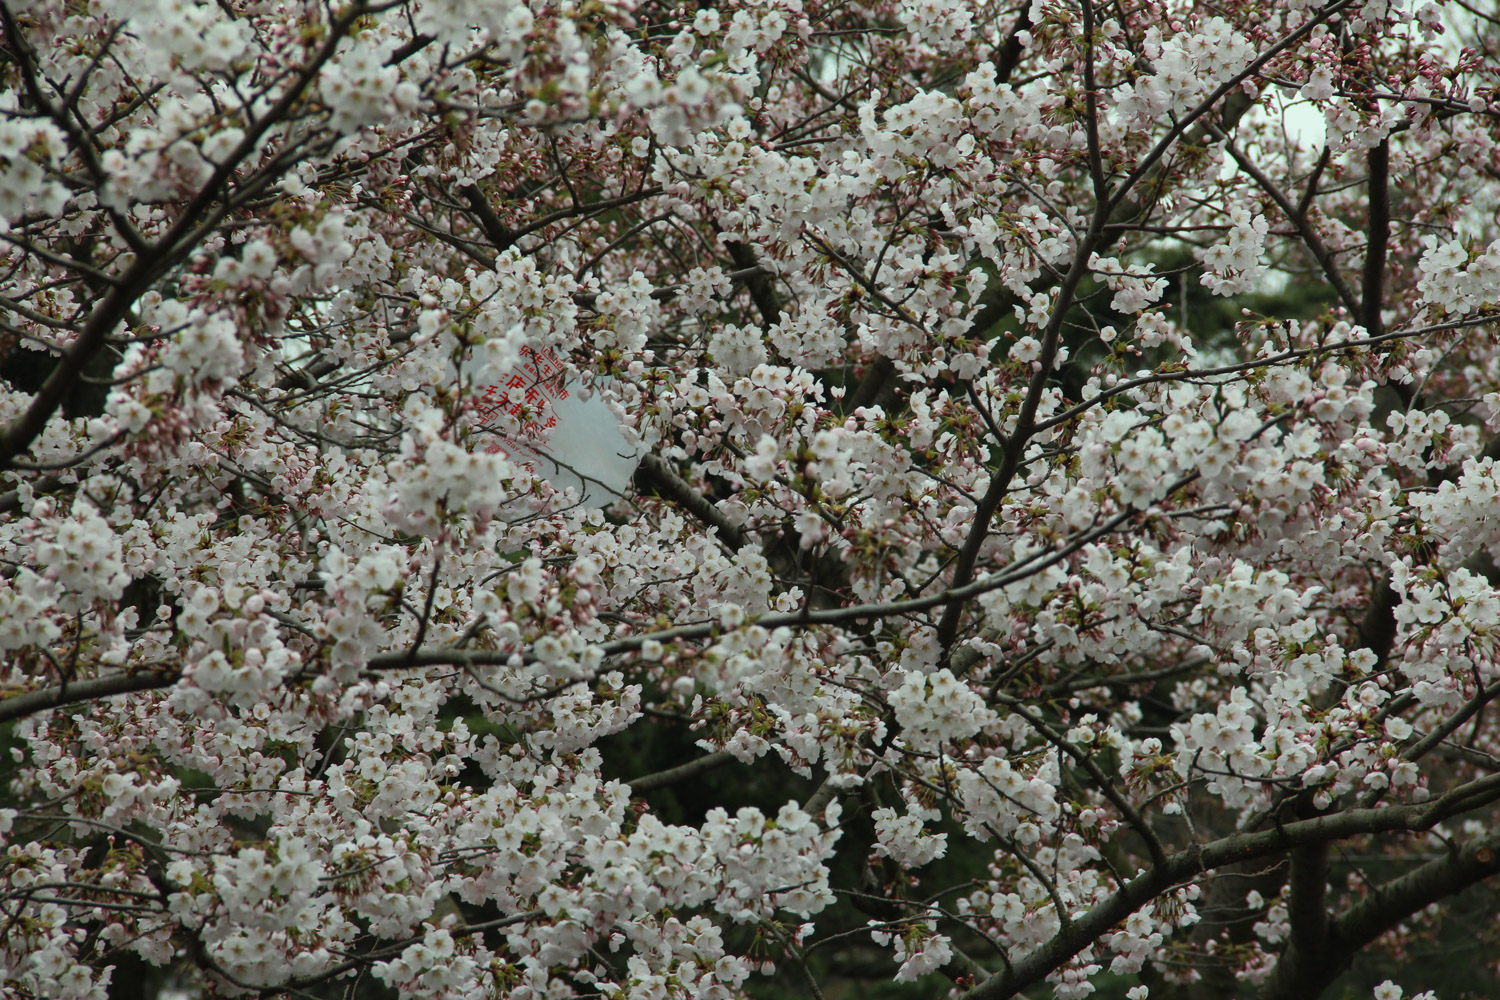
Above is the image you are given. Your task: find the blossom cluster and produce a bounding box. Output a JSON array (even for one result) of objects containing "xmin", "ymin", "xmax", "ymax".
[{"xmin": 3, "ymin": 0, "xmax": 1500, "ymax": 998}]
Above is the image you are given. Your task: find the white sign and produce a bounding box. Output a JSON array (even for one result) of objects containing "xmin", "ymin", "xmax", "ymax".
[{"xmin": 475, "ymin": 346, "xmax": 640, "ymax": 505}]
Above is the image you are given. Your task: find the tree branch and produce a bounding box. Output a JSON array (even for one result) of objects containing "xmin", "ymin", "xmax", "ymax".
[
  {"xmin": 0, "ymin": 668, "xmax": 180, "ymax": 725},
  {"xmin": 1258, "ymin": 826, "xmax": 1500, "ymax": 999},
  {"xmin": 961, "ymin": 772, "xmax": 1500, "ymax": 1000},
  {"xmin": 625, "ymin": 750, "xmax": 736, "ymax": 793}
]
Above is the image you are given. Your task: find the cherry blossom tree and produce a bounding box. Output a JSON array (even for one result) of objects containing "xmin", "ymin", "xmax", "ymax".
[{"xmin": 4, "ymin": 0, "xmax": 1500, "ymax": 998}]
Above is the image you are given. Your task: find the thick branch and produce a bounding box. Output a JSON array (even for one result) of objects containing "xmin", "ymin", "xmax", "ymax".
[
  {"xmin": 1361, "ymin": 138, "xmax": 1390, "ymax": 339},
  {"xmin": 0, "ymin": 473, "xmax": 61, "ymax": 515},
  {"xmin": 844, "ymin": 356, "xmax": 898, "ymax": 414},
  {"xmin": 0, "ymin": 669, "xmax": 180, "ymax": 725},
  {"xmin": 1258, "ymin": 826, "xmax": 1500, "ymax": 1000},
  {"xmin": 460, "ymin": 182, "xmax": 520, "ymax": 253},
  {"xmin": 960, "ymin": 772, "xmax": 1500, "ymax": 1000},
  {"xmin": 636, "ymin": 453, "xmax": 751, "ymax": 550},
  {"xmin": 625, "ymin": 750, "xmax": 736, "ymax": 794},
  {"xmin": 724, "ymin": 239, "xmax": 781, "ymax": 328},
  {"xmin": 0, "ymin": 275, "xmax": 152, "ymax": 469},
  {"xmin": 1280, "ymin": 843, "xmax": 1330, "ymax": 982},
  {"xmin": 1356, "ymin": 573, "xmax": 1401, "ymax": 670}
]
